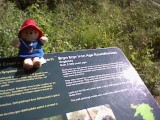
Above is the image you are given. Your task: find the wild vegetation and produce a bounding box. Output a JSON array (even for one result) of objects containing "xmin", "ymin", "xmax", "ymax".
[{"xmin": 0, "ymin": 0, "xmax": 160, "ymax": 95}]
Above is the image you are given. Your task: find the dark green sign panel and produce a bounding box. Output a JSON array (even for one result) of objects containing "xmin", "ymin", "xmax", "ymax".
[{"xmin": 0, "ymin": 47, "xmax": 160, "ymax": 120}]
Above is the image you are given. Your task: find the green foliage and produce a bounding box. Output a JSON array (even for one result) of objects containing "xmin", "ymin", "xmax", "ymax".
[
  {"xmin": 0, "ymin": 1, "xmax": 27, "ymax": 57},
  {"xmin": 0, "ymin": 0, "xmax": 160, "ymax": 94}
]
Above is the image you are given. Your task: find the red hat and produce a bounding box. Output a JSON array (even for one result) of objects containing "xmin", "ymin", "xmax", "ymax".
[{"xmin": 19, "ymin": 19, "xmax": 43, "ymax": 39}]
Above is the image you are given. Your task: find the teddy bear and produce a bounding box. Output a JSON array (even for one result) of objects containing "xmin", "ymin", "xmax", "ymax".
[{"xmin": 12, "ymin": 19, "xmax": 48, "ymax": 70}]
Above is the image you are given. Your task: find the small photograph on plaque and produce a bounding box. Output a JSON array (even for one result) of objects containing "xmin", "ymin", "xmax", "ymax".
[
  {"xmin": 41, "ymin": 114, "xmax": 63, "ymax": 120},
  {"xmin": 66, "ymin": 104, "xmax": 116, "ymax": 120}
]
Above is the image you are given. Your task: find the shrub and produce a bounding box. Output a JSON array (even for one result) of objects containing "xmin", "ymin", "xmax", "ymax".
[{"xmin": 0, "ymin": 1, "xmax": 27, "ymax": 57}]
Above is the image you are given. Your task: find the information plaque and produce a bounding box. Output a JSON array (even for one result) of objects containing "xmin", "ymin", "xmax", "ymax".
[{"xmin": 0, "ymin": 47, "xmax": 160, "ymax": 120}]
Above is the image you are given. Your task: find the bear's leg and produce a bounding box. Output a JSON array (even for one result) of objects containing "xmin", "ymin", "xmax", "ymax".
[
  {"xmin": 23, "ymin": 58, "xmax": 33, "ymax": 70},
  {"xmin": 33, "ymin": 57, "xmax": 42, "ymax": 68}
]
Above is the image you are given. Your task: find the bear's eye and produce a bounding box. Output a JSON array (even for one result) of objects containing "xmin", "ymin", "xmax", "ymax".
[{"xmin": 30, "ymin": 32, "xmax": 32, "ymax": 34}]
